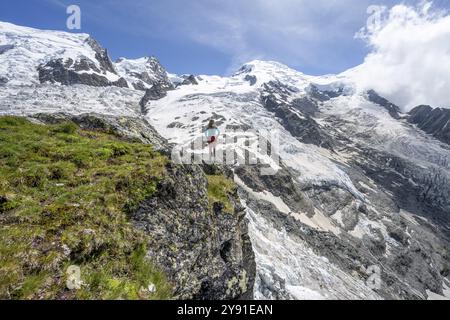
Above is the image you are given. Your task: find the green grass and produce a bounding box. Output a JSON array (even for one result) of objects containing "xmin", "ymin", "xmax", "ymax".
[
  {"xmin": 0, "ymin": 116, "xmax": 172, "ymax": 300},
  {"xmin": 206, "ymin": 175, "xmax": 237, "ymax": 214}
]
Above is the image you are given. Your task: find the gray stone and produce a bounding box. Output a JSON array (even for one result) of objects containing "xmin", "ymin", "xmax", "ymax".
[
  {"xmin": 367, "ymin": 90, "xmax": 402, "ymax": 119},
  {"xmin": 408, "ymin": 105, "xmax": 450, "ymax": 145}
]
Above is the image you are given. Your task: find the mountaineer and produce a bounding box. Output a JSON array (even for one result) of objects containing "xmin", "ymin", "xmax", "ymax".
[{"xmin": 204, "ymin": 119, "xmax": 220, "ymax": 160}]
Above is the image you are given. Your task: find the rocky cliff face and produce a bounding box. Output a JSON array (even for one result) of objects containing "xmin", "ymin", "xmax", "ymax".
[
  {"xmin": 37, "ymin": 57, "xmax": 128, "ymax": 88},
  {"xmin": 408, "ymin": 105, "xmax": 450, "ymax": 145},
  {"xmin": 261, "ymin": 81, "xmax": 336, "ymax": 150},
  {"xmin": 132, "ymin": 163, "xmax": 255, "ymax": 299},
  {"xmin": 140, "ymin": 84, "xmax": 171, "ymax": 114},
  {"xmin": 366, "ymin": 90, "xmax": 402, "ymax": 120},
  {"xmin": 37, "ymin": 37, "xmax": 131, "ymax": 88},
  {"xmin": 115, "ymin": 57, "xmax": 174, "ymax": 91}
]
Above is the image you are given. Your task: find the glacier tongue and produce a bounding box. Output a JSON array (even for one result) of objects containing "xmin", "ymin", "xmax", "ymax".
[{"xmin": 245, "ymin": 203, "xmax": 381, "ymax": 300}]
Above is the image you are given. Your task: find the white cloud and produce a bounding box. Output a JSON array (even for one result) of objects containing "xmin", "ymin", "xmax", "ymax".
[{"xmin": 352, "ymin": 1, "xmax": 450, "ymax": 110}]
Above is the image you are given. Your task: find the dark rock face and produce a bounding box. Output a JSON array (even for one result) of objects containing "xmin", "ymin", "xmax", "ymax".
[
  {"xmin": 261, "ymin": 81, "xmax": 335, "ymax": 150},
  {"xmin": 117, "ymin": 56, "xmax": 174, "ymax": 91},
  {"xmin": 139, "ymin": 84, "xmax": 170, "ymax": 114},
  {"xmin": 331, "ymin": 145, "xmax": 450, "ymax": 298},
  {"xmin": 308, "ymin": 85, "xmax": 345, "ymax": 102},
  {"xmin": 0, "ymin": 195, "xmax": 8, "ymax": 213},
  {"xmin": 132, "ymin": 163, "xmax": 255, "ymax": 300},
  {"xmin": 85, "ymin": 37, "xmax": 117, "ymax": 74},
  {"xmin": 38, "ymin": 58, "xmax": 128, "ymax": 88},
  {"xmin": 408, "ymin": 105, "xmax": 450, "ymax": 145},
  {"xmin": 291, "ymin": 97, "xmax": 320, "ymax": 117},
  {"xmin": 0, "ymin": 76, "xmax": 7, "ymax": 85},
  {"xmin": 244, "ymin": 75, "xmax": 257, "ymax": 86},
  {"xmin": 36, "ymin": 36, "xmax": 128, "ymax": 88},
  {"xmin": 367, "ymin": 90, "xmax": 402, "ymax": 119},
  {"xmin": 235, "ymin": 165, "xmax": 315, "ymax": 216},
  {"xmin": 112, "ymin": 77, "xmax": 129, "ymax": 88},
  {"xmin": 180, "ymin": 75, "xmax": 199, "ymax": 86},
  {"xmin": 353, "ymin": 148, "xmax": 450, "ymax": 221}
]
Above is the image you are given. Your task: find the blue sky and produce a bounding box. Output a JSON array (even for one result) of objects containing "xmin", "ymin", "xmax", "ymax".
[{"xmin": 0, "ymin": 0, "xmax": 449, "ymax": 76}]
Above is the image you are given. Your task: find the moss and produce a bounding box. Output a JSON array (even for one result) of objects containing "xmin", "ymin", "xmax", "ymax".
[
  {"xmin": 0, "ymin": 116, "xmax": 172, "ymax": 300},
  {"xmin": 206, "ymin": 175, "xmax": 237, "ymax": 214}
]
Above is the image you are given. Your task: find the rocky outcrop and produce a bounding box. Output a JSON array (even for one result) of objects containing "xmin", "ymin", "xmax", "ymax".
[
  {"xmin": 132, "ymin": 164, "xmax": 255, "ymax": 299},
  {"xmin": 139, "ymin": 84, "xmax": 170, "ymax": 114},
  {"xmin": 38, "ymin": 58, "xmax": 128, "ymax": 88},
  {"xmin": 308, "ymin": 84, "xmax": 345, "ymax": 102},
  {"xmin": 261, "ymin": 81, "xmax": 335, "ymax": 150},
  {"xmin": 244, "ymin": 75, "xmax": 257, "ymax": 86},
  {"xmin": 181, "ymin": 75, "xmax": 199, "ymax": 86},
  {"xmin": 85, "ymin": 37, "xmax": 117, "ymax": 74},
  {"xmin": 367, "ymin": 90, "xmax": 402, "ymax": 119},
  {"xmin": 115, "ymin": 56, "xmax": 174, "ymax": 91},
  {"xmin": 235, "ymin": 165, "xmax": 315, "ymax": 216},
  {"xmin": 408, "ymin": 105, "xmax": 450, "ymax": 145},
  {"xmin": 36, "ymin": 36, "xmax": 129, "ymax": 88}
]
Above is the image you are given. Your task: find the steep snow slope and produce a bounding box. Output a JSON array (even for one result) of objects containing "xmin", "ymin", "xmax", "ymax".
[{"xmin": 0, "ymin": 22, "xmax": 123, "ymax": 86}]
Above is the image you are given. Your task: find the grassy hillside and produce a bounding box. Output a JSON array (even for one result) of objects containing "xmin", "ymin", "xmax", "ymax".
[{"xmin": 0, "ymin": 116, "xmax": 172, "ymax": 300}]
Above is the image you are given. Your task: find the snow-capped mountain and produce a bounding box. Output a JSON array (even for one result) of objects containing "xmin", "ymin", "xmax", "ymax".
[
  {"xmin": 1, "ymin": 22, "xmax": 449, "ymax": 300},
  {"xmin": 0, "ymin": 22, "xmax": 129, "ymax": 87},
  {"xmin": 115, "ymin": 56, "xmax": 173, "ymax": 90}
]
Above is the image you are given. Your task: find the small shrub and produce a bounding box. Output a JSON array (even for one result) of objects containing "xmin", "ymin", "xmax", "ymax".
[
  {"xmin": 49, "ymin": 162, "xmax": 76, "ymax": 180},
  {"xmin": 206, "ymin": 175, "xmax": 237, "ymax": 214},
  {"xmin": 22, "ymin": 167, "xmax": 48, "ymax": 188},
  {"xmin": 106, "ymin": 142, "xmax": 131, "ymax": 157},
  {"xmin": 51, "ymin": 122, "xmax": 78, "ymax": 135}
]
